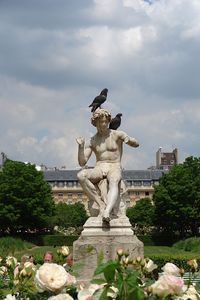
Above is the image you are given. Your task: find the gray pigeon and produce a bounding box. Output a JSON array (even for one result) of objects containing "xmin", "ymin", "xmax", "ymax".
[
  {"xmin": 89, "ymin": 88, "xmax": 108, "ymax": 112},
  {"xmin": 109, "ymin": 113, "xmax": 122, "ymax": 130}
]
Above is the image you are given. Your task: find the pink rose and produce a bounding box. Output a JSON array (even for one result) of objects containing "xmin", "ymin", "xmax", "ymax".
[
  {"xmin": 151, "ymin": 274, "xmax": 185, "ymax": 297},
  {"xmin": 163, "ymin": 274, "xmax": 185, "ymax": 295}
]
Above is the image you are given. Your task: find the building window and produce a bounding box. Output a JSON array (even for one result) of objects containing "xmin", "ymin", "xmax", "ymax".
[
  {"xmin": 135, "ymin": 191, "xmax": 140, "ymax": 196},
  {"xmin": 58, "ymin": 181, "xmax": 64, "ymax": 187},
  {"xmin": 58, "ymin": 193, "xmax": 63, "ymax": 197},
  {"xmin": 134, "ymin": 181, "xmax": 142, "ymax": 186},
  {"xmin": 143, "ymin": 181, "xmax": 151, "ymax": 186},
  {"xmin": 77, "ymin": 193, "xmax": 83, "ymax": 197},
  {"xmin": 145, "ymin": 192, "xmax": 150, "ymax": 196},
  {"xmin": 126, "ymin": 181, "xmax": 132, "ymax": 186},
  {"xmin": 67, "ymin": 193, "xmax": 72, "ymax": 198}
]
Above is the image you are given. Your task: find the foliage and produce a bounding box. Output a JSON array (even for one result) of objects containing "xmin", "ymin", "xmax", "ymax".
[
  {"xmin": 91, "ymin": 250, "xmax": 200, "ymax": 300},
  {"xmin": 0, "ymin": 160, "xmax": 55, "ymax": 233},
  {"xmin": 42, "ymin": 234, "xmax": 79, "ymax": 247},
  {"xmin": 137, "ymin": 235, "xmax": 155, "ymax": 246},
  {"xmin": 173, "ymin": 237, "xmax": 200, "ymax": 252},
  {"xmin": 54, "ymin": 202, "xmax": 88, "ymax": 229},
  {"xmin": 126, "ymin": 198, "xmax": 155, "ymax": 235},
  {"xmin": 0, "ymin": 251, "xmax": 77, "ymax": 300},
  {"xmin": 153, "ymin": 156, "xmax": 200, "ymax": 237},
  {"xmin": 0, "ymin": 247, "xmax": 200, "ymax": 299},
  {"xmin": 0, "ymin": 236, "xmax": 33, "ymax": 257}
]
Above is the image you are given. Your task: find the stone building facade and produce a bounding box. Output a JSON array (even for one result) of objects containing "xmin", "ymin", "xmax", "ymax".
[{"xmin": 44, "ymin": 169, "xmax": 165, "ymax": 209}]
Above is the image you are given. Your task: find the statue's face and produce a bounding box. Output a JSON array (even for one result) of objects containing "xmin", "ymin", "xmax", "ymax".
[{"xmin": 96, "ymin": 116, "xmax": 109, "ymax": 133}]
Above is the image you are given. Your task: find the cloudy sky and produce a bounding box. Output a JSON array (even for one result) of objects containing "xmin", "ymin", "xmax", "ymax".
[{"xmin": 0, "ymin": 0, "xmax": 200, "ymax": 170}]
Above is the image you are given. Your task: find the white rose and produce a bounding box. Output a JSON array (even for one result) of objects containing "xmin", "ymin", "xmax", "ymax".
[
  {"xmin": 4, "ymin": 295, "xmax": 16, "ymax": 300},
  {"xmin": 144, "ymin": 259, "xmax": 158, "ymax": 273},
  {"xmin": 35, "ymin": 263, "xmax": 75, "ymax": 293},
  {"xmin": 5, "ymin": 256, "xmax": 17, "ymax": 267},
  {"xmin": 0, "ymin": 266, "xmax": 7, "ymax": 275},
  {"xmin": 60, "ymin": 246, "xmax": 70, "ymax": 257},
  {"xmin": 162, "ymin": 262, "xmax": 181, "ymax": 276},
  {"xmin": 107, "ymin": 286, "xmax": 119, "ymax": 298},
  {"xmin": 78, "ymin": 283, "xmax": 103, "ymax": 300},
  {"xmin": 48, "ymin": 294, "xmax": 74, "ymax": 300},
  {"xmin": 175, "ymin": 285, "xmax": 200, "ymax": 300}
]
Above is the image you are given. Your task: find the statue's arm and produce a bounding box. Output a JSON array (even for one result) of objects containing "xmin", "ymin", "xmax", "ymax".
[
  {"xmin": 118, "ymin": 131, "xmax": 139, "ymax": 148},
  {"xmin": 76, "ymin": 137, "xmax": 92, "ymax": 167}
]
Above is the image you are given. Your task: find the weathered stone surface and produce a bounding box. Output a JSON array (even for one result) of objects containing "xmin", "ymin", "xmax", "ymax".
[{"xmin": 73, "ymin": 216, "xmax": 144, "ymax": 282}]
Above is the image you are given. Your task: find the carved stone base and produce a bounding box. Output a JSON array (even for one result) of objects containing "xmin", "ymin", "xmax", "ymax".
[{"xmin": 73, "ymin": 216, "xmax": 144, "ymax": 282}]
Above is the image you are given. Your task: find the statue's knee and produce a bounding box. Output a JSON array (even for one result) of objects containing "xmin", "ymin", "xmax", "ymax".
[
  {"xmin": 109, "ymin": 178, "xmax": 121, "ymax": 187},
  {"xmin": 77, "ymin": 170, "xmax": 87, "ymax": 182}
]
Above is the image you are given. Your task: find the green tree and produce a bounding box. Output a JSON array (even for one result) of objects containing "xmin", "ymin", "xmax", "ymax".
[
  {"xmin": 54, "ymin": 202, "xmax": 88, "ymax": 229},
  {"xmin": 126, "ymin": 198, "xmax": 155, "ymax": 234},
  {"xmin": 153, "ymin": 156, "xmax": 200, "ymax": 237},
  {"xmin": 0, "ymin": 159, "xmax": 55, "ymax": 233}
]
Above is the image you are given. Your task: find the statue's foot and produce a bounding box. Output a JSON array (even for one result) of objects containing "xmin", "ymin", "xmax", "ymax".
[{"xmin": 102, "ymin": 216, "xmax": 110, "ymax": 228}]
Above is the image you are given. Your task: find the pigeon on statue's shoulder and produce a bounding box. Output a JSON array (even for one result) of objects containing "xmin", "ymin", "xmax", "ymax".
[{"xmin": 109, "ymin": 113, "xmax": 122, "ymax": 130}]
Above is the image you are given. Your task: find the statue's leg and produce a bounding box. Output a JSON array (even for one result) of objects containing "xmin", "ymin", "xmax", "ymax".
[
  {"xmin": 77, "ymin": 168, "xmax": 105, "ymax": 212},
  {"xmin": 112, "ymin": 185, "xmax": 121, "ymax": 217},
  {"xmin": 102, "ymin": 167, "xmax": 121, "ymax": 221}
]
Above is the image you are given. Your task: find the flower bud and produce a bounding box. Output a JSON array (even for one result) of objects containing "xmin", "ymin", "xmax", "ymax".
[
  {"xmin": 187, "ymin": 259, "xmax": 198, "ymax": 271},
  {"xmin": 117, "ymin": 248, "xmax": 124, "ymax": 257}
]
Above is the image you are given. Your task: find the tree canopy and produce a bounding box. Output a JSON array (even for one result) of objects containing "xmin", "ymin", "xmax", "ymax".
[
  {"xmin": 153, "ymin": 156, "xmax": 200, "ymax": 237},
  {"xmin": 126, "ymin": 198, "xmax": 155, "ymax": 234},
  {"xmin": 54, "ymin": 202, "xmax": 88, "ymax": 229},
  {"xmin": 0, "ymin": 160, "xmax": 55, "ymax": 233}
]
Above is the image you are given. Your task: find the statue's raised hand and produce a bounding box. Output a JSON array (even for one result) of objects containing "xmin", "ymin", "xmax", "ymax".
[{"xmin": 76, "ymin": 137, "xmax": 85, "ymax": 146}]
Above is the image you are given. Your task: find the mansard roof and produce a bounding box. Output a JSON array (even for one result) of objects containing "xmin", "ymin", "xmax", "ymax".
[{"xmin": 43, "ymin": 169, "xmax": 166, "ymax": 182}]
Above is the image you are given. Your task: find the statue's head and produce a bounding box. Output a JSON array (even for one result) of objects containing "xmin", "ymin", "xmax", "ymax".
[{"xmin": 91, "ymin": 108, "xmax": 111, "ymax": 127}]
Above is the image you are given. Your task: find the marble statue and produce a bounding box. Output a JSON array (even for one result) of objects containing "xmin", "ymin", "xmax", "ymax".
[{"xmin": 76, "ymin": 108, "xmax": 139, "ymax": 226}]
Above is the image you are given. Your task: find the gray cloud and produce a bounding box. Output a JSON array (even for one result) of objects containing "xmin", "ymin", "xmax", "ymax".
[{"xmin": 0, "ymin": 0, "xmax": 200, "ymax": 169}]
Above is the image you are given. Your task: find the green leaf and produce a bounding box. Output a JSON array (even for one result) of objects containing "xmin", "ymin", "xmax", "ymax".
[
  {"xmin": 91, "ymin": 278, "xmax": 107, "ymax": 285},
  {"xmin": 94, "ymin": 260, "xmax": 118, "ymax": 276}
]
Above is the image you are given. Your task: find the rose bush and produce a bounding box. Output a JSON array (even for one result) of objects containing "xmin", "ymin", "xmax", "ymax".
[
  {"xmin": 0, "ymin": 246, "xmax": 200, "ymax": 299},
  {"xmin": 48, "ymin": 294, "xmax": 74, "ymax": 300}
]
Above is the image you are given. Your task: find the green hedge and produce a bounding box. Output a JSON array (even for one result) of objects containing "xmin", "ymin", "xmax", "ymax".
[
  {"xmin": 137, "ymin": 235, "xmax": 155, "ymax": 246},
  {"xmin": 147, "ymin": 253, "xmax": 200, "ymax": 272},
  {"xmin": 173, "ymin": 237, "xmax": 200, "ymax": 252},
  {"xmin": 0, "ymin": 237, "xmax": 33, "ymax": 256},
  {"xmin": 42, "ymin": 235, "xmax": 79, "ymax": 246}
]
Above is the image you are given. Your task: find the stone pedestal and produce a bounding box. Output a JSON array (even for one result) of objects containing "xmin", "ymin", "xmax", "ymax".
[{"xmin": 73, "ymin": 216, "xmax": 144, "ymax": 282}]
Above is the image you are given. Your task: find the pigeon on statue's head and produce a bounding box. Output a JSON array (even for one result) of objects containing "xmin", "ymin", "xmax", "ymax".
[{"xmin": 89, "ymin": 88, "xmax": 108, "ymax": 112}]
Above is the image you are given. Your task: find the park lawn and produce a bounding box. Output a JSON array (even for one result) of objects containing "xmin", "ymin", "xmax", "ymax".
[
  {"xmin": 145, "ymin": 245, "xmax": 200, "ymax": 259},
  {"xmin": 144, "ymin": 246, "xmax": 187, "ymax": 256},
  {"xmin": 15, "ymin": 245, "xmax": 200, "ymax": 262}
]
